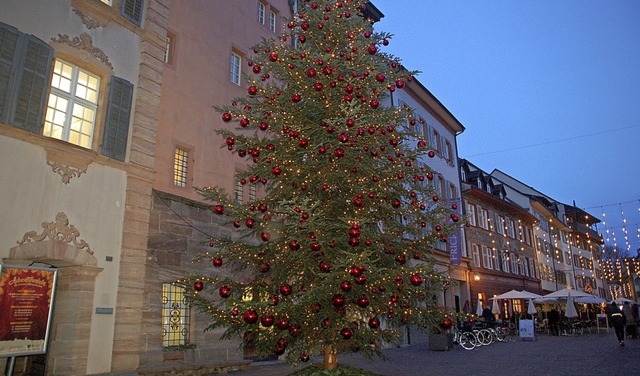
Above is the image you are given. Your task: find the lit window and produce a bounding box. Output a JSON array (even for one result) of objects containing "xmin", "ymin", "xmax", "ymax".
[
  {"xmin": 481, "ymin": 246, "xmax": 493, "ymax": 269},
  {"xmin": 235, "ymin": 179, "xmax": 244, "ymax": 203},
  {"xmin": 230, "ymin": 52, "xmax": 241, "ymax": 86},
  {"xmin": 258, "ymin": 2, "xmax": 265, "ymax": 25},
  {"xmin": 101, "ymin": 0, "xmax": 112, "ymax": 5},
  {"xmin": 43, "ymin": 59, "xmax": 100, "ymax": 149},
  {"xmin": 269, "ymin": 10, "xmax": 277, "ymax": 32},
  {"xmin": 162, "ymin": 283, "xmax": 190, "ymax": 347},
  {"xmin": 173, "ymin": 148, "xmax": 188, "ymax": 187},
  {"xmin": 472, "ymin": 244, "xmax": 481, "ymax": 267}
]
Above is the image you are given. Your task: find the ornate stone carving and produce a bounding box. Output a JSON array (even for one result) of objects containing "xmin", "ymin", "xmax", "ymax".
[
  {"xmin": 73, "ymin": 8, "xmax": 106, "ymax": 29},
  {"xmin": 52, "ymin": 33, "xmax": 113, "ymax": 70},
  {"xmin": 47, "ymin": 160, "xmax": 87, "ymax": 184},
  {"xmin": 18, "ymin": 212, "xmax": 94, "ymax": 255}
]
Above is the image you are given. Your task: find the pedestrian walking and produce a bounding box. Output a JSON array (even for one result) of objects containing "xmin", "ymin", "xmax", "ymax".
[
  {"xmin": 609, "ymin": 302, "xmax": 626, "ymax": 346},
  {"xmin": 547, "ymin": 307, "xmax": 560, "ymax": 336}
]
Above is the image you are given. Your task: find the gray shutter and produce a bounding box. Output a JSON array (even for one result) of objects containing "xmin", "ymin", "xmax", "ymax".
[
  {"xmin": 121, "ymin": 0, "xmax": 144, "ymax": 26},
  {"xmin": 102, "ymin": 76, "xmax": 133, "ymax": 161},
  {"xmin": 0, "ymin": 22, "xmax": 21, "ymax": 123},
  {"xmin": 11, "ymin": 34, "xmax": 53, "ymax": 134}
]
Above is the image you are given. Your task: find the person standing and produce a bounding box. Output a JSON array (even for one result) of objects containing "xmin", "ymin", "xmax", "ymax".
[
  {"xmin": 609, "ymin": 302, "xmax": 626, "ymax": 346},
  {"xmin": 548, "ymin": 307, "xmax": 560, "ymax": 336}
]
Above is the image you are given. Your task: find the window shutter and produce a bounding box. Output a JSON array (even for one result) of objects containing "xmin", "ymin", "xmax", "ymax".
[
  {"xmin": 11, "ymin": 34, "xmax": 53, "ymax": 134},
  {"xmin": 102, "ymin": 76, "xmax": 133, "ymax": 161},
  {"xmin": 121, "ymin": 0, "xmax": 144, "ymax": 26},
  {"xmin": 0, "ymin": 22, "xmax": 21, "ymax": 124}
]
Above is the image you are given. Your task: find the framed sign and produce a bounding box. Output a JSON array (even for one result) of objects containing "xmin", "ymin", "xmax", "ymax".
[{"xmin": 0, "ymin": 265, "xmax": 58, "ymax": 357}]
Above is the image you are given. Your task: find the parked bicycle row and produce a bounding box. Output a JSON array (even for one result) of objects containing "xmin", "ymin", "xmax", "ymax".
[{"xmin": 453, "ymin": 320, "xmax": 518, "ymax": 350}]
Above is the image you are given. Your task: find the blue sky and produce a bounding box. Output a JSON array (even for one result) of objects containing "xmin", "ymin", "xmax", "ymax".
[{"xmin": 373, "ymin": 0, "xmax": 640, "ymax": 255}]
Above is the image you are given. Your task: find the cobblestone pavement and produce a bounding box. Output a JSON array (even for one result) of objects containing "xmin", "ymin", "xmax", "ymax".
[{"xmin": 227, "ymin": 332, "xmax": 640, "ymax": 376}]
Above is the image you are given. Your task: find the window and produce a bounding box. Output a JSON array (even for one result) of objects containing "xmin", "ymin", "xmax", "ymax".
[
  {"xmin": 43, "ymin": 60, "xmax": 100, "ymax": 148},
  {"xmin": 162, "ymin": 283, "xmax": 190, "ymax": 347},
  {"xmin": 511, "ymin": 255, "xmax": 519, "ymax": 275},
  {"xmin": 502, "ymin": 251, "xmax": 510, "ymax": 273},
  {"xmin": 441, "ymin": 136, "xmax": 449, "ymax": 160},
  {"xmin": 0, "ymin": 22, "xmax": 133, "ymax": 160},
  {"xmin": 466, "ymin": 204, "xmax": 476, "ymax": 226},
  {"xmin": 269, "ymin": 10, "xmax": 277, "ymax": 32},
  {"xmin": 248, "ymin": 183, "xmax": 257, "ymax": 201},
  {"xmin": 163, "ymin": 32, "xmax": 175, "ymax": 64},
  {"xmin": 230, "ymin": 52, "xmax": 241, "ymax": 86},
  {"xmin": 433, "ymin": 129, "xmax": 441, "ymax": 153},
  {"xmin": 496, "ymin": 215, "xmax": 505, "ymax": 235},
  {"xmin": 507, "ymin": 219, "xmax": 516, "ymax": 238},
  {"xmin": 235, "ymin": 179, "xmax": 244, "ymax": 203},
  {"xmin": 478, "ymin": 208, "xmax": 489, "ymax": 230},
  {"xmin": 101, "ymin": 0, "xmax": 112, "ymax": 5},
  {"xmin": 528, "ymin": 258, "xmax": 536, "ymax": 278},
  {"xmin": 121, "ymin": 0, "xmax": 144, "ymax": 26},
  {"xmin": 444, "ymin": 139, "xmax": 452, "ymax": 162},
  {"xmin": 258, "ymin": 2, "xmax": 266, "ymax": 25},
  {"xmin": 173, "ymin": 147, "xmax": 188, "ymax": 187},
  {"xmin": 481, "ymin": 246, "xmax": 493, "ymax": 269},
  {"xmin": 472, "ymin": 244, "xmax": 481, "ymax": 267}
]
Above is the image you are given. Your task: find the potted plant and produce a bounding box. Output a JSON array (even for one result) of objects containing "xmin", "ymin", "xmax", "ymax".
[{"xmin": 427, "ymin": 308, "xmax": 455, "ymax": 351}]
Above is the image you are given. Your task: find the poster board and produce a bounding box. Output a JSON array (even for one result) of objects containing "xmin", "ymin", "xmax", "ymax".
[
  {"xmin": 518, "ymin": 319, "xmax": 535, "ymax": 340},
  {"xmin": 0, "ymin": 265, "xmax": 58, "ymax": 357},
  {"xmin": 596, "ymin": 313, "xmax": 609, "ymax": 333}
]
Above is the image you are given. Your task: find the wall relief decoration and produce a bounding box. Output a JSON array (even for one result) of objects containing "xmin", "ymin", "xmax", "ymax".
[
  {"xmin": 18, "ymin": 212, "xmax": 93, "ymax": 255},
  {"xmin": 51, "ymin": 33, "xmax": 113, "ymax": 70},
  {"xmin": 73, "ymin": 8, "xmax": 107, "ymax": 29},
  {"xmin": 47, "ymin": 160, "xmax": 87, "ymax": 184}
]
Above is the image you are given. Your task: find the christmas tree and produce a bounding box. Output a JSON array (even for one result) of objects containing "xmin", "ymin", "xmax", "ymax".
[{"xmin": 180, "ymin": 0, "xmax": 458, "ymax": 370}]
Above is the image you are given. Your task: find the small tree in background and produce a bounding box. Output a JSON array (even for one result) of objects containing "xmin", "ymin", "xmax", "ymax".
[{"xmin": 180, "ymin": 0, "xmax": 459, "ymax": 369}]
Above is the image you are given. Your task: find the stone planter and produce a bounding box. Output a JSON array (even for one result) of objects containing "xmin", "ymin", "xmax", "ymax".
[{"xmin": 428, "ymin": 332, "xmax": 454, "ymax": 351}]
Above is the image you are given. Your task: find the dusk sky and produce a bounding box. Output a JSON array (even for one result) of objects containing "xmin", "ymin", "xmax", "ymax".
[{"xmin": 373, "ymin": 0, "xmax": 640, "ymax": 255}]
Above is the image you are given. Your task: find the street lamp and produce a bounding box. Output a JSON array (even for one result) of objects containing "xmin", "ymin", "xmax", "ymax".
[{"xmin": 473, "ymin": 272, "xmax": 480, "ymax": 282}]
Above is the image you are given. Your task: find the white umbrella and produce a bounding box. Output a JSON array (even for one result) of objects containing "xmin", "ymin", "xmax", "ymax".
[
  {"xmin": 574, "ymin": 295, "xmax": 606, "ymax": 304},
  {"xmin": 527, "ymin": 298, "xmax": 537, "ymax": 315},
  {"xmin": 476, "ymin": 301, "xmax": 483, "ymax": 316},
  {"xmin": 565, "ymin": 295, "xmax": 579, "ymax": 318},
  {"xmin": 493, "ymin": 289, "xmax": 542, "ymax": 300},
  {"xmin": 543, "ymin": 288, "xmax": 592, "ymax": 299},
  {"xmin": 492, "ymin": 298, "xmax": 501, "ymax": 315},
  {"xmin": 611, "ymin": 297, "xmax": 635, "ymax": 304}
]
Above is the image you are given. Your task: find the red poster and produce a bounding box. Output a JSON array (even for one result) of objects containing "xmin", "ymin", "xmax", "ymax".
[{"xmin": 0, "ymin": 265, "xmax": 57, "ymax": 357}]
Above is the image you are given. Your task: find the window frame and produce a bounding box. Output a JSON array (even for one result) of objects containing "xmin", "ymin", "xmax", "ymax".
[
  {"xmin": 258, "ymin": 2, "xmax": 266, "ymax": 25},
  {"xmin": 173, "ymin": 146, "xmax": 190, "ymax": 188},
  {"xmin": 472, "ymin": 244, "xmax": 481, "ymax": 267},
  {"xmin": 481, "ymin": 245, "xmax": 493, "ymax": 269},
  {"xmin": 230, "ymin": 51, "xmax": 241, "ymax": 86},
  {"xmin": 162, "ymin": 282, "xmax": 191, "ymax": 348},
  {"xmin": 43, "ymin": 58, "xmax": 101, "ymax": 149},
  {"xmin": 269, "ymin": 9, "xmax": 277, "ymax": 33}
]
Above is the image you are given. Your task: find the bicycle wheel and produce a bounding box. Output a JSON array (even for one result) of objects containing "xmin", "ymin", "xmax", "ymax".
[
  {"xmin": 473, "ymin": 330, "xmax": 485, "ymax": 346},
  {"xmin": 494, "ymin": 327, "xmax": 506, "ymax": 342},
  {"xmin": 459, "ymin": 332, "xmax": 475, "ymax": 350},
  {"xmin": 478, "ymin": 329, "xmax": 493, "ymax": 345}
]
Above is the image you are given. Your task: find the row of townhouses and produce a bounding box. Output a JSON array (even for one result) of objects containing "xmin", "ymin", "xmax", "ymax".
[{"xmin": 0, "ymin": 1, "xmax": 613, "ymax": 374}]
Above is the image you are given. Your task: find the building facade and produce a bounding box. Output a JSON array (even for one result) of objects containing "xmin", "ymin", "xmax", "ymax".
[
  {"xmin": 1, "ymin": 0, "xmax": 165, "ymax": 374},
  {"xmin": 491, "ymin": 169, "xmax": 607, "ymax": 298},
  {"xmin": 459, "ymin": 160, "xmax": 540, "ymax": 317}
]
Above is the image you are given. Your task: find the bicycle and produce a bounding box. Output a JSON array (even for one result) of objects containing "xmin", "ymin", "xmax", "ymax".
[{"xmin": 453, "ymin": 324, "xmax": 477, "ymax": 350}]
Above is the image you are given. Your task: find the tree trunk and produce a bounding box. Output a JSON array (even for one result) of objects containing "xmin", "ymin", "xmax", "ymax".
[{"xmin": 323, "ymin": 345, "xmax": 338, "ymax": 370}]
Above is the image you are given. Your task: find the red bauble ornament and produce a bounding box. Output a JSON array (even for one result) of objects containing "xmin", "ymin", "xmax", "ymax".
[
  {"xmin": 260, "ymin": 232, "xmax": 270, "ymax": 242},
  {"xmin": 310, "ymin": 242, "xmax": 322, "ymax": 252},
  {"xmin": 320, "ymin": 262, "xmax": 331, "ymax": 273},
  {"xmin": 269, "ymin": 52, "xmax": 279, "ymax": 61},
  {"xmin": 219, "ymin": 285, "xmax": 231, "ymax": 298},
  {"xmin": 368, "ymin": 317, "xmax": 380, "ymax": 329},
  {"xmin": 334, "ymin": 148, "xmax": 345, "ymax": 158},
  {"xmin": 300, "ymin": 354, "xmax": 310, "ymax": 362},
  {"xmin": 280, "ymin": 284, "xmax": 292, "ymax": 296},
  {"xmin": 291, "ymin": 93, "xmax": 302, "ymax": 102},
  {"xmin": 395, "ymin": 254, "xmax": 407, "ymax": 264},
  {"xmin": 340, "ymin": 281, "xmax": 352, "ymax": 292},
  {"xmin": 428, "ymin": 150, "xmax": 436, "ymax": 158},
  {"xmin": 245, "ymin": 218, "xmax": 255, "ymax": 228},
  {"xmin": 260, "ymin": 263, "xmax": 270, "ymax": 273},
  {"xmin": 349, "ymin": 265, "xmax": 362, "ymax": 277},
  {"xmin": 369, "ymin": 99, "xmax": 380, "ymax": 108},
  {"xmin": 213, "ymin": 205, "xmax": 224, "ymax": 215},
  {"xmin": 260, "ymin": 315, "xmax": 275, "ymax": 327},
  {"xmin": 356, "ymin": 296, "xmax": 370, "ymax": 308},
  {"xmin": 367, "ymin": 45, "xmax": 377, "ymax": 54},
  {"xmin": 432, "ymin": 195, "xmax": 439, "ymax": 202},
  {"xmin": 212, "ymin": 257, "xmax": 223, "ymax": 267},
  {"xmin": 450, "ymin": 213, "xmax": 459, "ymax": 222},
  {"xmin": 348, "ymin": 237, "xmax": 360, "ymax": 247},
  {"xmin": 276, "ymin": 318, "xmax": 290, "ymax": 330},
  {"xmin": 247, "ymin": 85, "xmax": 258, "ymax": 95},
  {"xmin": 340, "ymin": 327, "xmax": 353, "ymax": 339},
  {"xmin": 222, "ymin": 112, "xmax": 232, "ymax": 122},
  {"xmin": 243, "ymin": 309, "xmax": 258, "ymax": 324},
  {"xmin": 451, "ymin": 203, "xmax": 458, "ymax": 210},
  {"xmin": 392, "ymin": 199, "xmax": 401, "ymax": 208},
  {"xmin": 440, "ymin": 317, "xmax": 454, "ymax": 329},
  {"xmin": 355, "ymin": 275, "xmax": 367, "ymax": 285},
  {"xmin": 375, "ymin": 73, "xmax": 385, "ymax": 82},
  {"xmin": 435, "ymin": 224, "xmax": 442, "ymax": 231},
  {"xmin": 331, "ymin": 294, "xmax": 346, "ymax": 307},
  {"xmin": 193, "ymin": 281, "xmax": 204, "ymax": 291},
  {"xmin": 409, "ymin": 274, "xmax": 423, "ymax": 286},
  {"xmin": 271, "ymin": 166, "xmax": 282, "ymax": 175}
]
